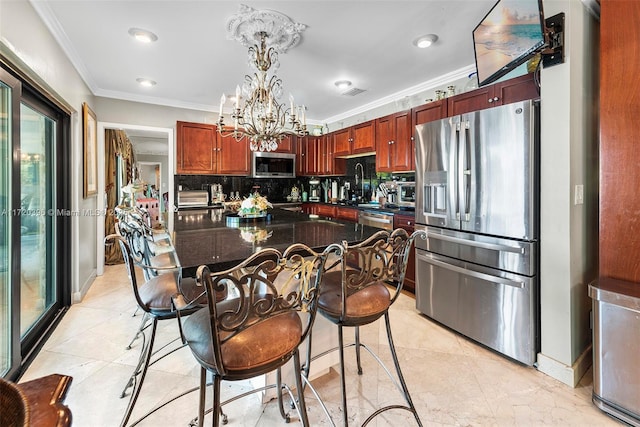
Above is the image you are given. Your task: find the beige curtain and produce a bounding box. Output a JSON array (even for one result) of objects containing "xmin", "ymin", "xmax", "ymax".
[{"xmin": 105, "ymin": 129, "xmax": 136, "ymax": 265}]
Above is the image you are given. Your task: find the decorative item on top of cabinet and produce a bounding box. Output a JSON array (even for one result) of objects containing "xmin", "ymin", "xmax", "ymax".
[
  {"xmin": 393, "ymin": 213, "xmax": 416, "ymax": 293},
  {"xmin": 376, "ymin": 110, "xmax": 414, "ymax": 173},
  {"xmin": 447, "ymin": 72, "xmax": 539, "ymax": 116},
  {"xmin": 331, "ymin": 120, "xmax": 376, "ymax": 157},
  {"xmin": 176, "ymin": 121, "xmax": 250, "ymax": 175}
]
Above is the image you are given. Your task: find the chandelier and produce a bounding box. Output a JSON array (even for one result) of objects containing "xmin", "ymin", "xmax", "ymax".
[{"xmin": 217, "ymin": 30, "xmax": 308, "ymax": 152}]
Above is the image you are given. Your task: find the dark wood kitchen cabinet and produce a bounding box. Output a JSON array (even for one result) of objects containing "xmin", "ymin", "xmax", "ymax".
[
  {"xmin": 331, "ymin": 121, "xmax": 376, "ymax": 157},
  {"xmin": 316, "ymin": 203, "xmax": 336, "ymax": 218},
  {"xmin": 176, "ymin": 121, "xmax": 249, "ymax": 175},
  {"xmin": 447, "ymin": 73, "xmax": 539, "ymax": 116},
  {"xmin": 394, "ymin": 213, "xmax": 417, "ymax": 293},
  {"xmin": 274, "ymin": 134, "xmax": 295, "ymax": 153},
  {"xmin": 176, "ymin": 121, "xmax": 216, "ymax": 174},
  {"xmin": 376, "ymin": 110, "xmax": 414, "ymax": 172},
  {"xmin": 297, "ymin": 135, "xmax": 345, "ymax": 176},
  {"xmin": 412, "ymin": 99, "xmax": 448, "ymax": 126},
  {"xmin": 336, "ymin": 206, "xmax": 359, "ymax": 222},
  {"xmin": 295, "ymin": 136, "xmax": 312, "ymax": 176}
]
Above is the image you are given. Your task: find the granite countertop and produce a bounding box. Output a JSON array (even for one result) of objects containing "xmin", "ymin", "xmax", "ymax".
[{"xmin": 172, "ymin": 207, "xmax": 381, "ymax": 277}]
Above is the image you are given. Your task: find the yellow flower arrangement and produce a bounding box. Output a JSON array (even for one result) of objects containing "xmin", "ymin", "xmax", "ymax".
[{"xmin": 239, "ymin": 193, "xmax": 272, "ymax": 217}]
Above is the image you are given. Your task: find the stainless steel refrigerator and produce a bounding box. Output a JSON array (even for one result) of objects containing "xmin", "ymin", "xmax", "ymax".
[{"xmin": 414, "ymin": 99, "xmax": 539, "ymax": 365}]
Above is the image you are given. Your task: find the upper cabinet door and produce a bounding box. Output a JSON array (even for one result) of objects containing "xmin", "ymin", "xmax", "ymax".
[
  {"xmin": 376, "ymin": 111, "xmax": 413, "ymax": 173},
  {"xmin": 392, "ymin": 110, "xmax": 413, "ymax": 171},
  {"xmin": 176, "ymin": 121, "xmax": 216, "ymax": 174},
  {"xmin": 176, "ymin": 121, "xmax": 249, "ymax": 175},
  {"xmin": 352, "ymin": 121, "xmax": 375, "ymax": 154},
  {"xmin": 375, "ymin": 115, "xmax": 394, "ymax": 172},
  {"xmin": 332, "ymin": 128, "xmax": 351, "ymax": 157},
  {"xmin": 412, "ymin": 99, "xmax": 448, "ymax": 127},
  {"xmin": 218, "ymin": 137, "xmax": 249, "ymax": 175},
  {"xmin": 275, "ymin": 134, "xmax": 295, "ymax": 153}
]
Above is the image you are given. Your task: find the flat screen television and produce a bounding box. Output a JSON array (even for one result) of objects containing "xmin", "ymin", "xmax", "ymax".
[{"xmin": 473, "ymin": 0, "xmax": 546, "ymax": 86}]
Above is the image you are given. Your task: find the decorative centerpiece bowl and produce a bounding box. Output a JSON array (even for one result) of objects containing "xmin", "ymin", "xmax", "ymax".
[{"xmin": 238, "ymin": 193, "xmax": 272, "ymax": 218}]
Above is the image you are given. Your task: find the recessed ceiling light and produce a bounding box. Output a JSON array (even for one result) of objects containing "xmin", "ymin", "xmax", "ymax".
[
  {"xmin": 413, "ymin": 34, "xmax": 438, "ymax": 49},
  {"xmin": 136, "ymin": 78, "xmax": 156, "ymax": 87},
  {"xmin": 334, "ymin": 80, "xmax": 352, "ymax": 90},
  {"xmin": 128, "ymin": 27, "xmax": 158, "ymax": 43}
]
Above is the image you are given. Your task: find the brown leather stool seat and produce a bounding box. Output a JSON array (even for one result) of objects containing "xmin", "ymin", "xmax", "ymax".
[
  {"xmin": 183, "ymin": 308, "xmax": 302, "ymax": 376},
  {"xmin": 318, "ymin": 270, "xmax": 391, "ymax": 326}
]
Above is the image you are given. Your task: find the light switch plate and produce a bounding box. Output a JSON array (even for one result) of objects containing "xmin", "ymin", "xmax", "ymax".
[{"xmin": 574, "ymin": 184, "xmax": 584, "ymax": 205}]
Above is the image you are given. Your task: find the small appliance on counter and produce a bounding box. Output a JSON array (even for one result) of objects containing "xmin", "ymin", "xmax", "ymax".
[
  {"xmin": 177, "ymin": 190, "xmax": 209, "ymax": 209},
  {"xmin": 396, "ymin": 181, "xmax": 416, "ymax": 209},
  {"xmin": 207, "ymin": 183, "xmax": 225, "ymax": 206},
  {"xmin": 308, "ymin": 179, "xmax": 320, "ymax": 202}
]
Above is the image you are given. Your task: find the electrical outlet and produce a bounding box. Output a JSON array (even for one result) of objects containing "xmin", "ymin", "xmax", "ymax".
[{"xmin": 574, "ymin": 184, "xmax": 584, "ymax": 205}]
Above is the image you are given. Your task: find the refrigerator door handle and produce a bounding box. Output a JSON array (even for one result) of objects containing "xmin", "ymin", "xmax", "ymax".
[
  {"xmin": 455, "ymin": 122, "xmax": 463, "ymax": 221},
  {"xmin": 463, "ymin": 121, "xmax": 471, "ymax": 221},
  {"xmin": 453, "ymin": 122, "xmax": 461, "ymax": 221},
  {"xmin": 417, "ymin": 252, "xmax": 525, "ymax": 289},
  {"xmin": 428, "ymin": 232, "xmax": 526, "ymax": 254}
]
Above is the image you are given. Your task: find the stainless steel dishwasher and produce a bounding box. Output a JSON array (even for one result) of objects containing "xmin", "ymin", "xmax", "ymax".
[{"xmin": 358, "ymin": 210, "xmax": 394, "ymax": 230}]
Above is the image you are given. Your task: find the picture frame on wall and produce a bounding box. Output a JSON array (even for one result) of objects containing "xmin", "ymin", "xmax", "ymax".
[{"xmin": 83, "ymin": 102, "xmax": 97, "ymax": 198}]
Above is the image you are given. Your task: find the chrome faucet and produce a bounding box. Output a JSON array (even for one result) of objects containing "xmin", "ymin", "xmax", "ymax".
[{"xmin": 355, "ymin": 162, "xmax": 364, "ymax": 200}]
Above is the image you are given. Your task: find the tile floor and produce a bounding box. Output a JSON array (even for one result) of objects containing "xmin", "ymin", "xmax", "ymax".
[{"xmin": 21, "ymin": 264, "xmax": 621, "ymax": 426}]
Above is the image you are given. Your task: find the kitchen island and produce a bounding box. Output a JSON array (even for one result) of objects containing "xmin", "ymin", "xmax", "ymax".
[
  {"xmin": 171, "ymin": 207, "xmax": 381, "ymax": 398},
  {"xmin": 172, "ymin": 207, "xmax": 381, "ymax": 278}
]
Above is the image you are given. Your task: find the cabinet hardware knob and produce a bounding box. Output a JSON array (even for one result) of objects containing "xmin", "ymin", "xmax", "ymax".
[
  {"xmin": 488, "ymin": 98, "xmax": 493, "ymax": 103},
  {"xmin": 494, "ymin": 97, "xmax": 499, "ymax": 101}
]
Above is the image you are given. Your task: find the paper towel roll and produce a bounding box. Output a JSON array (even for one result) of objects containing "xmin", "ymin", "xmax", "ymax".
[{"xmin": 331, "ymin": 181, "xmax": 338, "ymax": 201}]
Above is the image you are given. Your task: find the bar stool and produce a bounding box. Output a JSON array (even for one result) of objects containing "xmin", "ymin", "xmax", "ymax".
[
  {"xmin": 174, "ymin": 243, "xmax": 335, "ymax": 427},
  {"xmin": 310, "ymin": 228, "xmax": 426, "ymax": 426},
  {"xmin": 114, "ymin": 206, "xmax": 177, "ymax": 282},
  {"xmin": 105, "ymin": 234, "xmax": 211, "ymax": 427}
]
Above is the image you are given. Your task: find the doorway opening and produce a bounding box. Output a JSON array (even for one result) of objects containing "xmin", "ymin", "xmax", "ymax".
[{"xmin": 96, "ymin": 123, "xmax": 174, "ymax": 276}]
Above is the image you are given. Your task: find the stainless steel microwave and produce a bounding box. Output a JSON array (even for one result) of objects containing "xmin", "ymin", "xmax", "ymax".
[{"xmin": 252, "ymin": 152, "xmax": 296, "ymax": 178}]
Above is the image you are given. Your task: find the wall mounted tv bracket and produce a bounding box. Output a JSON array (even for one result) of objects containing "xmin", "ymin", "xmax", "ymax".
[{"xmin": 542, "ymin": 12, "xmax": 565, "ymax": 68}]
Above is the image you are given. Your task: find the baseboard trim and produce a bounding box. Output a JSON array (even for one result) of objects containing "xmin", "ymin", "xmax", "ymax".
[
  {"xmin": 536, "ymin": 345, "xmax": 593, "ymax": 387},
  {"xmin": 73, "ymin": 270, "xmax": 96, "ymax": 303}
]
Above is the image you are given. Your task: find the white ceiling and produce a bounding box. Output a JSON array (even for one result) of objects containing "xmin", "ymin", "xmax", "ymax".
[{"xmin": 31, "ymin": 0, "xmax": 496, "ymax": 125}]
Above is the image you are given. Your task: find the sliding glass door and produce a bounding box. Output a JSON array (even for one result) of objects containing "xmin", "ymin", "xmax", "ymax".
[
  {"xmin": 0, "ymin": 70, "xmax": 19, "ymax": 377},
  {"xmin": 19, "ymin": 103, "xmax": 56, "ymax": 336},
  {"xmin": 1, "ymin": 66, "xmax": 70, "ymax": 379}
]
